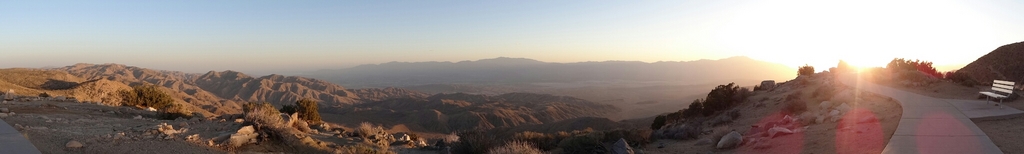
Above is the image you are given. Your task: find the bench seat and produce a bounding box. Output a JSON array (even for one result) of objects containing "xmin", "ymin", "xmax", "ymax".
[{"xmin": 980, "ymin": 91, "xmax": 1007, "ymax": 98}]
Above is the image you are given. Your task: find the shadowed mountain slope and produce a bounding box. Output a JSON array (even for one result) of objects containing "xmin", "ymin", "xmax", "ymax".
[{"xmin": 960, "ymin": 41, "xmax": 1024, "ymax": 85}]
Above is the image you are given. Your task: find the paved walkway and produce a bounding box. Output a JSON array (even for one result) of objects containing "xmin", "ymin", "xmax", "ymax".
[
  {"xmin": 0, "ymin": 118, "xmax": 41, "ymax": 154},
  {"xmin": 840, "ymin": 74, "xmax": 1022, "ymax": 154}
]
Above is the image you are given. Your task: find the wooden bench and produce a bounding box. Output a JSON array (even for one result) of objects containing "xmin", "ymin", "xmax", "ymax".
[{"xmin": 980, "ymin": 80, "xmax": 1015, "ymax": 107}]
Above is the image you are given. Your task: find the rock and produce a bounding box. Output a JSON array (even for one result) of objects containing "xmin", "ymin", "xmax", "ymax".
[
  {"xmin": 768, "ymin": 126, "xmax": 794, "ymax": 138},
  {"xmin": 828, "ymin": 109, "xmax": 842, "ymax": 122},
  {"xmin": 133, "ymin": 115, "xmax": 143, "ymax": 120},
  {"xmin": 66, "ymin": 140, "xmax": 84, "ymax": 148},
  {"xmin": 0, "ymin": 113, "xmax": 7, "ymax": 118},
  {"xmin": 819, "ymin": 101, "xmax": 835, "ymax": 111},
  {"xmin": 612, "ymin": 138, "xmax": 634, "ymax": 154},
  {"xmin": 156, "ymin": 123, "xmax": 180, "ymax": 136},
  {"xmin": 0, "ymin": 108, "xmax": 8, "ymax": 113},
  {"xmin": 145, "ymin": 107, "xmax": 157, "ymax": 112},
  {"xmin": 716, "ymin": 131, "xmax": 743, "ymax": 149},
  {"xmin": 815, "ymin": 115, "xmax": 825, "ymax": 124},
  {"xmin": 836, "ymin": 103, "xmax": 852, "ymax": 113},
  {"xmin": 397, "ymin": 134, "xmax": 411, "ymax": 142},
  {"xmin": 858, "ymin": 116, "xmax": 878, "ymax": 123},
  {"xmin": 694, "ymin": 138, "xmax": 713, "ymax": 146},
  {"xmin": 658, "ymin": 142, "xmax": 666, "ymax": 148},
  {"xmin": 234, "ymin": 118, "xmax": 244, "ymax": 123},
  {"xmin": 237, "ymin": 126, "xmax": 255, "ymax": 134}
]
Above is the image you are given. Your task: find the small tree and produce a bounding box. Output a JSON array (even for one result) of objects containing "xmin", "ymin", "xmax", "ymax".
[
  {"xmin": 798, "ymin": 64, "xmax": 815, "ymax": 76},
  {"xmin": 296, "ymin": 99, "xmax": 322, "ymax": 124},
  {"xmin": 651, "ymin": 115, "xmax": 667, "ymax": 130},
  {"xmin": 279, "ymin": 104, "xmax": 297, "ymax": 114}
]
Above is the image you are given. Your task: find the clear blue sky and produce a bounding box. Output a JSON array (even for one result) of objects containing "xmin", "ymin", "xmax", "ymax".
[{"xmin": 3, "ymin": 0, "xmax": 1023, "ymax": 75}]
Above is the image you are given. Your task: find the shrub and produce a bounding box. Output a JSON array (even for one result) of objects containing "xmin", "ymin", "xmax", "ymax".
[
  {"xmin": 452, "ymin": 130, "xmax": 501, "ymax": 154},
  {"xmin": 295, "ymin": 99, "xmax": 322, "ymax": 125},
  {"xmin": 558, "ymin": 133, "xmax": 606, "ymax": 154},
  {"xmin": 356, "ymin": 122, "xmax": 380, "ymax": 138},
  {"xmin": 887, "ymin": 58, "xmax": 941, "ymax": 78},
  {"xmin": 944, "ymin": 70, "xmax": 977, "ymax": 87},
  {"xmin": 681, "ymin": 99, "xmax": 703, "ymax": 118},
  {"xmin": 339, "ymin": 144, "xmax": 394, "ymax": 154},
  {"xmin": 836, "ymin": 60, "xmax": 853, "ymax": 73},
  {"xmin": 487, "ymin": 141, "xmax": 543, "ymax": 154},
  {"xmin": 38, "ymin": 92, "xmax": 51, "ymax": 98},
  {"xmin": 443, "ymin": 132, "xmax": 460, "ymax": 144},
  {"xmin": 651, "ymin": 115, "xmax": 667, "ymax": 130},
  {"xmin": 702, "ymin": 83, "xmax": 744, "ymax": 116},
  {"xmin": 784, "ymin": 93, "xmax": 807, "ymax": 114},
  {"xmin": 798, "ymin": 64, "xmax": 815, "ymax": 76},
  {"xmin": 119, "ymin": 85, "xmax": 175, "ymax": 109},
  {"xmin": 243, "ymin": 102, "xmax": 284, "ymax": 130},
  {"xmin": 602, "ymin": 129, "xmax": 652, "ymax": 147},
  {"xmin": 513, "ymin": 131, "xmax": 563, "ymax": 151},
  {"xmin": 159, "ymin": 103, "xmax": 193, "ymax": 120},
  {"xmin": 279, "ymin": 104, "xmax": 297, "ymax": 114}
]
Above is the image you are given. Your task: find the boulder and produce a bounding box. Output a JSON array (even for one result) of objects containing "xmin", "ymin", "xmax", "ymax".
[
  {"xmin": 819, "ymin": 101, "xmax": 835, "ymax": 111},
  {"xmin": 716, "ymin": 131, "xmax": 743, "ymax": 149},
  {"xmin": 397, "ymin": 134, "xmax": 411, "ymax": 142},
  {"xmin": 836, "ymin": 103, "xmax": 852, "ymax": 112},
  {"xmin": 226, "ymin": 126, "xmax": 259, "ymax": 147},
  {"xmin": 0, "ymin": 108, "xmax": 8, "ymax": 113},
  {"xmin": 768, "ymin": 126, "xmax": 794, "ymax": 138},
  {"xmin": 0, "ymin": 113, "xmax": 7, "ymax": 118},
  {"xmin": 66, "ymin": 140, "xmax": 84, "ymax": 148},
  {"xmin": 612, "ymin": 138, "xmax": 635, "ymax": 154}
]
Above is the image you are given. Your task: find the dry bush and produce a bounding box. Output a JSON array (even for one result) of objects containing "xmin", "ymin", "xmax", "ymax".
[
  {"xmin": 243, "ymin": 102, "xmax": 284, "ymax": 130},
  {"xmin": 442, "ymin": 132, "xmax": 460, "ymax": 144},
  {"xmin": 339, "ymin": 144, "xmax": 394, "ymax": 154},
  {"xmin": 452, "ymin": 130, "xmax": 501, "ymax": 154},
  {"xmin": 159, "ymin": 103, "xmax": 193, "ymax": 120},
  {"xmin": 798, "ymin": 64, "xmax": 815, "ymax": 76},
  {"xmin": 784, "ymin": 93, "xmax": 807, "ymax": 114},
  {"xmin": 487, "ymin": 140, "xmax": 544, "ymax": 154},
  {"xmin": 513, "ymin": 131, "xmax": 559, "ymax": 151},
  {"xmin": 356, "ymin": 122, "xmax": 380, "ymax": 138}
]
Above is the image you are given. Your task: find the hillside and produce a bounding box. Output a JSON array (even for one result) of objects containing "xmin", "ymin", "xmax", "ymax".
[
  {"xmin": 309, "ymin": 56, "xmax": 796, "ymax": 88},
  {"xmin": 959, "ymin": 41, "xmax": 1024, "ymax": 85},
  {"xmin": 326, "ymin": 92, "xmax": 621, "ymax": 133}
]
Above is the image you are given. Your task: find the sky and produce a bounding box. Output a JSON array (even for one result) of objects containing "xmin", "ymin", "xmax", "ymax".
[{"xmin": 2, "ymin": 0, "xmax": 1023, "ymax": 75}]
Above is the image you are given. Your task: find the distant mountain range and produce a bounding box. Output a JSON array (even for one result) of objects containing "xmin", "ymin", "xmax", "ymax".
[
  {"xmin": 308, "ymin": 56, "xmax": 797, "ymax": 88},
  {"xmin": 326, "ymin": 92, "xmax": 621, "ymax": 133}
]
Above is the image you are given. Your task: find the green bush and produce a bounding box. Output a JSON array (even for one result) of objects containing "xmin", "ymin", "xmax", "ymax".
[
  {"xmin": 487, "ymin": 141, "xmax": 543, "ymax": 154},
  {"xmin": 798, "ymin": 64, "xmax": 815, "ymax": 76},
  {"xmin": 701, "ymin": 83, "xmax": 745, "ymax": 116},
  {"xmin": 681, "ymin": 99, "xmax": 704, "ymax": 118},
  {"xmin": 296, "ymin": 99, "xmax": 322, "ymax": 125},
  {"xmin": 119, "ymin": 85, "xmax": 174, "ymax": 109},
  {"xmin": 651, "ymin": 115, "xmax": 667, "ymax": 130},
  {"xmin": 279, "ymin": 104, "xmax": 297, "ymax": 114},
  {"xmin": 945, "ymin": 70, "xmax": 977, "ymax": 87}
]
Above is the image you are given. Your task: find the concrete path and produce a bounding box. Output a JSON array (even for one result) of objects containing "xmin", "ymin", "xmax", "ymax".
[
  {"xmin": 0, "ymin": 118, "xmax": 42, "ymax": 154},
  {"xmin": 840, "ymin": 74, "xmax": 1021, "ymax": 154}
]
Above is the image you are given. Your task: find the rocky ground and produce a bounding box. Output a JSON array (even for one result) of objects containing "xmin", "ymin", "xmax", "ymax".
[
  {"xmin": 644, "ymin": 73, "xmax": 903, "ymax": 154},
  {"xmin": 0, "ymin": 100, "xmax": 438, "ymax": 154}
]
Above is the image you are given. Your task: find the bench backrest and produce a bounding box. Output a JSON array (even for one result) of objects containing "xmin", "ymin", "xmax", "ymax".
[{"xmin": 992, "ymin": 80, "xmax": 1015, "ymax": 94}]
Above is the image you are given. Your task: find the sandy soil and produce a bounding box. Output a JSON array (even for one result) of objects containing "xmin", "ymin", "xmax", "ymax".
[{"xmin": 643, "ymin": 74, "xmax": 903, "ymax": 154}]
